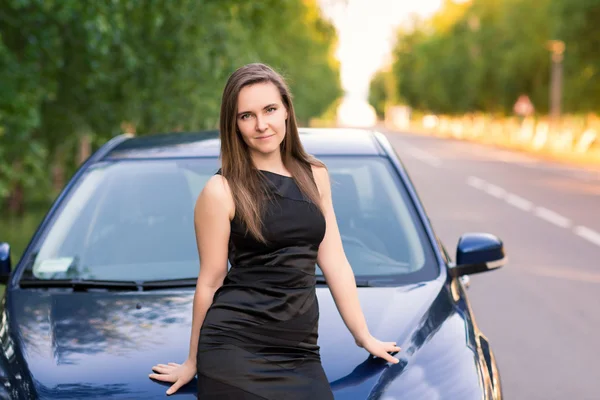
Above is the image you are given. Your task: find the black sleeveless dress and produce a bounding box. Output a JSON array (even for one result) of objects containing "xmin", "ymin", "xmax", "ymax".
[{"xmin": 196, "ymin": 170, "xmax": 334, "ymax": 399}]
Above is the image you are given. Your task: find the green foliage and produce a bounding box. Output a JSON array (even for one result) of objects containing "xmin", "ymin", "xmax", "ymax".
[
  {"xmin": 368, "ymin": 70, "xmax": 388, "ymax": 118},
  {"xmin": 0, "ymin": 209, "xmax": 47, "ymax": 265},
  {"xmin": 0, "ymin": 0, "xmax": 342, "ymax": 217},
  {"xmin": 552, "ymin": 0, "xmax": 600, "ymax": 113},
  {"xmin": 372, "ymin": 0, "xmax": 598, "ymax": 116}
]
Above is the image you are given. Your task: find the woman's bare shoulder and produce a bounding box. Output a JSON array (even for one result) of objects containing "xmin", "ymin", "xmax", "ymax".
[
  {"xmin": 196, "ymin": 174, "xmax": 235, "ymax": 219},
  {"xmin": 203, "ymin": 174, "xmax": 232, "ymax": 197},
  {"xmin": 310, "ymin": 163, "xmax": 330, "ymax": 197},
  {"xmin": 310, "ymin": 164, "xmax": 328, "ymax": 177}
]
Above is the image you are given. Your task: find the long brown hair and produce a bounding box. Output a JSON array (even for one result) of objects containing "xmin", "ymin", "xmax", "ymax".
[{"xmin": 219, "ymin": 63, "xmax": 325, "ymax": 243}]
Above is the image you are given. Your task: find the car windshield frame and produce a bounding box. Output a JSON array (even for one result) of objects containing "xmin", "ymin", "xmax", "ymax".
[
  {"xmin": 314, "ymin": 155, "xmax": 439, "ymax": 284},
  {"xmin": 17, "ymin": 155, "xmax": 440, "ymax": 287}
]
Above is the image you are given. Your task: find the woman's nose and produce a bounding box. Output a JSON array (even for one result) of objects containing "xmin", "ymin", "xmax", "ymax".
[{"xmin": 255, "ymin": 116, "xmax": 268, "ymax": 132}]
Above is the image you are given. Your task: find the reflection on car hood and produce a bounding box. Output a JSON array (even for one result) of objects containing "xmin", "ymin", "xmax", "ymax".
[
  {"xmin": 317, "ymin": 281, "xmax": 484, "ymax": 399},
  {"xmin": 2, "ymin": 281, "xmax": 484, "ymax": 399}
]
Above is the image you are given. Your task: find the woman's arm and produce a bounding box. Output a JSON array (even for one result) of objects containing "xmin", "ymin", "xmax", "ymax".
[
  {"xmin": 312, "ymin": 166, "xmax": 400, "ymax": 364},
  {"xmin": 150, "ymin": 174, "xmax": 234, "ymax": 394},
  {"xmin": 186, "ymin": 175, "xmax": 233, "ymax": 361}
]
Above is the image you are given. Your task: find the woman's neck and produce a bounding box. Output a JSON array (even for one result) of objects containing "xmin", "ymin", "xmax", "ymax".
[{"xmin": 251, "ymin": 151, "xmax": 288, "ymax": 175}]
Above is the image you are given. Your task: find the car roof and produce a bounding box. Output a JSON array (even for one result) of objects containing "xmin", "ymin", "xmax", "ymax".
[{"xmin": 103, "ymin": 128, "xmax": 385, "ymax": 160}]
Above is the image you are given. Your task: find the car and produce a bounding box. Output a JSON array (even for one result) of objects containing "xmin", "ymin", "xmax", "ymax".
[{"xmin": 0, "ymin": 128, "xmax": 504, "ymax": 399}]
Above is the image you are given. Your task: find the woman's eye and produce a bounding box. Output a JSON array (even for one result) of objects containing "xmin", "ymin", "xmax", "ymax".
[
  {"xmin": 240, "ymin": 114, "xmax": 250, "ymax": 120},
  {"xmin": 267, "ymin": 107, "xmax": 276, "ymax": 113}
]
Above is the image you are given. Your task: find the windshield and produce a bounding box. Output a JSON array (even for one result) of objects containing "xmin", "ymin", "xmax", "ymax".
[{"xmin": 20, "ymin": 156, "xmax": 438, "ymax": 284}]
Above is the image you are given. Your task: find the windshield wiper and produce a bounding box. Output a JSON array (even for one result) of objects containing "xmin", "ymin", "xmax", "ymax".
[
  {"xmin": 21, "ymin": 276, "xmax": 392, "ymax": 291},
  {"xmin": 140, "ymin": 278, "xmax": 197, "ymax": 290},
  {"xmin": 19, "ymin": 278, "xmax": 199, "ymax": 292},
  {"xmin": 315, "ymin": 276, "xmax": 395, "ymax": 287},
  {"xmin": 19, "ymin": 279, "xmax": 140, "ymax": 292}
]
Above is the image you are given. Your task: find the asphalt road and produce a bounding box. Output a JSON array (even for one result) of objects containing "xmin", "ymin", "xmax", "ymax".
[{"xmin": 383, "ymin": 130, "xmax": 600, "ymax": 400}]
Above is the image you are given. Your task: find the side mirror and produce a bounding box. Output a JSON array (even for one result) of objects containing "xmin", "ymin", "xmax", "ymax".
[
  {"xmin": 450, "ymin": 233, "xmax": 506, "ymax": 277},
  {"xmin": 0, "ymin": 242, "xmax": 11, "ymax": 284}
]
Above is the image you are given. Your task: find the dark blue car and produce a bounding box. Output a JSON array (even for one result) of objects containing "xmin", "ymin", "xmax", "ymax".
[{"xmin": 0, "ymin": 128, "xmax": 504, "ymax": 399}]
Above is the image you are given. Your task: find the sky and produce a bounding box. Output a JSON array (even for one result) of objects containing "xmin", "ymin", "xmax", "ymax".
[{"xmin": 318, "ymin": 0, "xmax": 444, "ymax": 101}]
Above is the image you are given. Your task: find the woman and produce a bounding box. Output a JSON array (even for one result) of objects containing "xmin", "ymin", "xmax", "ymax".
[{"xmin": 149, "ymin": 63, "xmax": 400, "ymax": 398}]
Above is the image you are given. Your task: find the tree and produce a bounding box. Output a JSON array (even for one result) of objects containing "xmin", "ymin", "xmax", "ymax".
[
  {"xmin": 552, "ymin": 0, "xmax": 600, "ymax": 113},
  {"xmin": 0, "ymin": 0, "xmax": 342, "ymax": 215},
  {"xmin": 380, "ymin": 0, "xmax": 599, "ymax": 117}
]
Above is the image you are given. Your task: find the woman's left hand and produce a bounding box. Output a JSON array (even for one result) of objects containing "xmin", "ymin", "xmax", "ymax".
[{"xmin": 356, "ymin": 335, "xmax": 401, "ymax": 364}]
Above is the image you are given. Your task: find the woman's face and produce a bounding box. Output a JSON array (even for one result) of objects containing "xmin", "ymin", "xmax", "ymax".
[{"xmin": 236, "ymin": 81, "xmax": 288, "ymax": 157}]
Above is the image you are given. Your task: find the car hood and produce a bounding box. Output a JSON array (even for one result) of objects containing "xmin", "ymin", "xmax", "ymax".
[{"xmin": 2, "ymin": 280, "xmax": 484, "ymax": 399}]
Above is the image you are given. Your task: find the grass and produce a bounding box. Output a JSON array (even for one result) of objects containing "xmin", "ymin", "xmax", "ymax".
[
  {"xmin": 1, "ymin": 210, "xmax": 48, "ymax": 263},
  {"xmin": 1, "ymin": 209, "xmax": 49, "ymax": 296}
]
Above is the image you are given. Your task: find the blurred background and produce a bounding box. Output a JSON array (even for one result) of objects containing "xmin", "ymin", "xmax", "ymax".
[
  {"xmin": 1, "ymin": 0, "xmax": 346, "ymax": 259},
  {"xmin": 1, "ymin": 1, "xmax": 599, "ymax": 398}
]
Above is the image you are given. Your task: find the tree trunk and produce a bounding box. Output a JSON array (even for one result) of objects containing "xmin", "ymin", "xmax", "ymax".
[
  {"xmin": 52, "ymin": 148, "xmax": 65, "ymax": 194},
  {"xmin": 78, "ymin": 133, "xmax": 91, "ymax": 165},
  {"xmin": 6, "ymin": 161, "xmax": 25, "ymax": 216}
]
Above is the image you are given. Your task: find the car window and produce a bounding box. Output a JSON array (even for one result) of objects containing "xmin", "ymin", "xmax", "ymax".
[
  {"xmin": 21, "ymin": 156, "xmax": 437, "ymax": 284},
  {"xmin": 317, "ymin": 157, "xmax": 436, "ymax": 281},
  {"xmin": 23, "ymin": 159, "xmax": 215, "ymax": 282}
]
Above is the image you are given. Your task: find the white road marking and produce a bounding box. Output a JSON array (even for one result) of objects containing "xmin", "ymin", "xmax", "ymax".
[
  {"xmin": 527, "ymin": 265, "xmax": 600, "ymax": 284},
  {"xmin": 464, "ymin": 177, "xmax": 600, "ymax": 247},
  {"xmin": 402, "ymin": 146, "xmax": 442, "ymax": 167},
  {"xmin": 466, "ymin": 176, "xmax": 485, "ymax": 189},
  {"xmin": 533, "ymin": 207, "xmax": 571, "ymax": 228},
  {"xmin": 505, "ymin": 193, "xmax": 534, "ymax": 211},
  {"xmin": 485, "ymin": 183, "xmax": 507, "ymax": 199},
  {"xmin": 573, "ymin": 226, "xmax": 600, "ymax": 248},
  {"xmin": 487, "ymin": 149, "xmax": 539, "ymax": 164}
]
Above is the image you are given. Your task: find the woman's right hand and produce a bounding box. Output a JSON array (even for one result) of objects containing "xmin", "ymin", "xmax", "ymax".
[{"xmin": 149, "ymin": 359, "xmax": 196, "ymax": 395}]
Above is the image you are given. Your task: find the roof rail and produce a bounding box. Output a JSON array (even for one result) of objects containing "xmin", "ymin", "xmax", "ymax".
[{"xmin": 88, "ymin": 133, "xmax": 134, "ymax": 163}]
